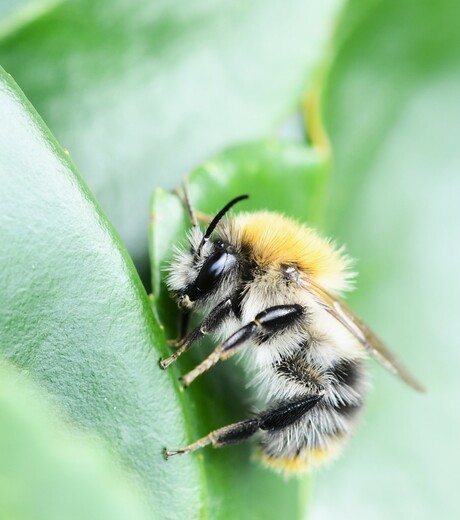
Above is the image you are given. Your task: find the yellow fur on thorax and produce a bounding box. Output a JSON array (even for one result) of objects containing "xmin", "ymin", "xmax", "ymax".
[{"xmin": 223, "ymin": 212, "xmax": 352, "ymax": 294}]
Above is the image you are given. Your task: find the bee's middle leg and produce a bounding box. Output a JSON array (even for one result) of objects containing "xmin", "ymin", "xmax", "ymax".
[{"xmin": 181, "ymin": 304, "xmax": 305, "ymax": 386}]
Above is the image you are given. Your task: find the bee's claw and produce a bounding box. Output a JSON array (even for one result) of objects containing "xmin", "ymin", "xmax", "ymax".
[
  {"xmin": 159, "ymin": 354, "xmax": 177, "ymax": 369},
  {"xmin": 164, "ymin": 447, "xmax": 183, "ymax": 460}
]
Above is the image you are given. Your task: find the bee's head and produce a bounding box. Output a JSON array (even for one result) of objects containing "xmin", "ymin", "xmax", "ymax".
[{"xmin": 167, "ymin": 195, "xmax": 249, "ymax": 310}]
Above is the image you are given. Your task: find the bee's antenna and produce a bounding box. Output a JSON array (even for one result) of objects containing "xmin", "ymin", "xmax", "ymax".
[{"xmin": 197, "ymin": 195, "xmax": 249, "ymax": 255}]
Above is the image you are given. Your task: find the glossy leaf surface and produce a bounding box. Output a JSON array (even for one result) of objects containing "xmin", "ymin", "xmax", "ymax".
[
  {"xmin": 0, "ymin": 363, "xmax": 151, "ymax": 520},
  {"xmin": 0, "ymin": 67, "xmax": 204, "ymax": 520}
]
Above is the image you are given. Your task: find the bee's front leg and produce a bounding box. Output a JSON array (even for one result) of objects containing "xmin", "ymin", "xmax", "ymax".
[
  {"xmin": 160, "ymin": 298, "xmax": 233, "ymax": 369},
  {"xmin": 167, "ymin": 311, "xmax": 191, "ymax": 348}
]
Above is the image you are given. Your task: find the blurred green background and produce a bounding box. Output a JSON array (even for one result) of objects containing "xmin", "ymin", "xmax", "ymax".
[{"xmin": 1, "ymin": 0, "xmax": 459, "ymax": 518}]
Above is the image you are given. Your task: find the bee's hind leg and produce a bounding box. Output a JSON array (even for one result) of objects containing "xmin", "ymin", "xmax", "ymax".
[
  {"xmin": 165, "ymin": 394, "xmax": 322, "ymax": 459},
  {"xmin": 164, "ymin": 418, "xmax": 260, "ymax": 459}
]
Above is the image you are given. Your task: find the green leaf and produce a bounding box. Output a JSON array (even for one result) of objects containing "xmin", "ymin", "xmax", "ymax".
[
  {"xmin": 149, "ymin": 141, "xmax": 330, "ymax": 519},
  {"xmin": 0, "ymin": 0, "xmax": 342, "ymax": 273},
  {"xmin": 0, "ymin": 0, "xmax": 63, "ymax": 37},
  {"xmin": 0, "ymin": 67, "xmax": 205, "ymax": 519},
  {"xmin": 310, "ymin": 1, "xmax": 460, "ymax": 518},
  {"xmin": 0, "ymin": 363, "xmax": 151, "ymax": 520}
]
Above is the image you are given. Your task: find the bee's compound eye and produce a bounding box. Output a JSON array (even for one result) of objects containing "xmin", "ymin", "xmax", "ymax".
[{"xmin": 189, "ymin": 251, "xmax": 234, "ymax": 300}]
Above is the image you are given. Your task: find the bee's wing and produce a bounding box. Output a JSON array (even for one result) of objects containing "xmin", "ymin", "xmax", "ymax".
[{"xmin": 298, "ymin": 274, "xmax": 425, "ymax": 392}]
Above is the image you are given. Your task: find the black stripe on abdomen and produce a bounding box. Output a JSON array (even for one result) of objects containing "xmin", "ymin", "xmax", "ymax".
[{"xmin": 331, "ymin": 358, "xmax": 362, "ymax": 388}]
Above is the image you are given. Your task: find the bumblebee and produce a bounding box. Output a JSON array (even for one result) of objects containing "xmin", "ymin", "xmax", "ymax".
[{"xmin": 160, "ymin": 190, "xmax": 423, "ymax": 473}]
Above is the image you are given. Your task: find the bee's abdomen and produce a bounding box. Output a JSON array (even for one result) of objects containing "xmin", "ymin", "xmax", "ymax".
[{"xmin": 260, "ymin": 356, "xmax": 367, "ymax": 474}]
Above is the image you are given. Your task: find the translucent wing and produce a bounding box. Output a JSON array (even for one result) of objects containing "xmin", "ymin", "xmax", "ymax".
[{"xmin": 298, "ymin": 274, "xmax": 425, "ymax": 392}]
